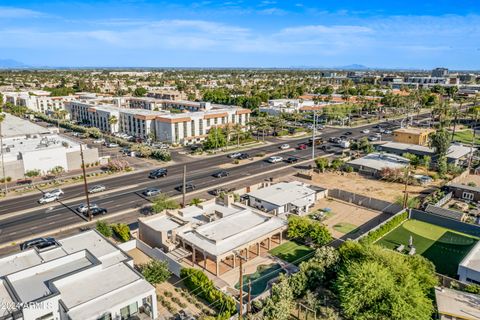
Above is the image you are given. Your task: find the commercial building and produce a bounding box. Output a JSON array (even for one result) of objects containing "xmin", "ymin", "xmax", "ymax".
[
  {"xmin": 393, "ymin": 127, "xmax": 435, "ymax": 146},
  {"xmin": 457, "ymin": 240, "xmax": 480, "ymax": 285},
  {"xmin": 347, "ymin": 153, "xmax": 410, "ymax": 176},
  {"xmin": 432, "ymin": 68, "xmax": 449, "ymax": 77},
  {"xmin": 0, "ymin": 230, "xmax": 157, "ymax": 320},
  {"xmin": 260, "ymin": 99, "xmax": 315, "ymax": 115},
  {"xmin": 138, "ymin": 196, "xmax": 287, "ymax": 276},
  {"xmin": 1, "ymin": 91, "xmax": 77, "ymax": 115},
  {"xmin": 0, "ymin": 114, "xmax": 99, "ymax": 180},
  {"xmin": 434, "ymin": 287, "xmax": 480, "ymax": 320}
]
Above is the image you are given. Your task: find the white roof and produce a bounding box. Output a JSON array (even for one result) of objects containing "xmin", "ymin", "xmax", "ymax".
[
  {"xmin": 380, "ymin": 142, "xmax": 474, "ymax": 160},
  {"xmin": 459, "ymin": 240, "xmax": 480, "ymax": 271},
  {"xmin": 146, "ymin": 214, "xmax": 181, "ymax": 232},
  {"xmin": 0, "ymin": 113, "xmax": 51, "ymax": 138},
  {"xmin": 179, "ymin": 209, "xmax": 286, "ymax": 257},
  {"xmin": 347, "ymin": 152, "xmax": 410, "ymax": 171},
  {"xmin": 247, "ymin": 181, "xmax": 316, "ymax": 207},
  {"xmin": 435, "ymin": 287, "xmax": 480, "ymax": 320}
]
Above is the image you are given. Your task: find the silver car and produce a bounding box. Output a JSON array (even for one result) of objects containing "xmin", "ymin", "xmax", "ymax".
[
  {"xmin": 38, "ymin": 194, "xmax": 59, "ymax": 204},
  {"xmin": 88, "ymin": 185, "xmax": 106, "ymax": 194},
  {"xmin": 77, "ymin": 203, "xmax": 99, "ymax": 213}
]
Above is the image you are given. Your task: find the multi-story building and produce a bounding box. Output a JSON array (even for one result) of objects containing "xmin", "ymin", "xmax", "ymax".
[
  {"xmin": 1, "ymin": 91, "xmax": 77, "ymax": 115},
  {"xmin": 0, "ymin": 230, "xmax": 157, "ymax": 320},
  {"xmin": 432, "ymin": 67, "xmax": 449, "ymax": 77},
  {"xmin": 66, "ymin": 102, "xmax": 121, "ymax": 133},
  {"xmin": 127, "ymin": 97, "xmax": 164, "ymax": 111}
]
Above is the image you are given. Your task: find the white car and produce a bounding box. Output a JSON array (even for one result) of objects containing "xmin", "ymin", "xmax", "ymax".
[
  {"xmin": 93, "ymin": 139, "xmax": 105, "ymax": 144},
  {"xmin": 88, "ymin": 185, "xmax": 106, "ymax": 194},
  {"xmin": 267, "ymin": 156, "xmax": 284, "ymax": 163},
  {"xmin": 77, "ymin": 203, "xmax": 99, "ymax": 213},
  {"xmin": 106, "ymin": 143, "xmax": 119, "ymax": 148},
  {"xmin": 38, "ymin": 194, "xmax": 59, "ymax": 204},
  {"xmin": 45, "ymin": 189, "xmax": 64, "ymax": 197},
  {"xmin": 229, "ymin": 152, "xmax": 242, "ymax": 159},
  {"xmin": 368, "ymin": 136, "xmax": 379, "ymax": 142},
  {"xmin": 361, "ymin": 129, "xmax": 370, "ymax": 134},
  {"xmin": 280, "ymin": 144, "xmax": 290, "ymax": 150}
]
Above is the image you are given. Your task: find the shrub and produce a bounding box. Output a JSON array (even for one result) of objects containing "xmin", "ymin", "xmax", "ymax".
[
  {"xmin": 151, "ymin": 149, "xmax": 172, "ymax": 161},
  {"xmin": 140, "ymin": 260, "xmax": 171, "ymax": 285},
  {"xmin": 111, "ymin": 223, "xmax": 131, "ymax": 242},
  {"xmin": 344, "ymin": 165, "xmax": 354, "ymax": 173},
  {"xmin": 151, "ymin": 194, "xmax": 180, "ymax": 213},
  {"xmin": 180, "ymin": 268, "xmax": 236, "ymax": 318},
  {"xmin": 360, "ymin": 211, "xmax": 408, "ymax": 244},
  {"xmin": 287, "ymin": 215, "xmax": 332, "ymax": 247},
  {"xmin": 464, "ymin": 284, "xmax": 480, "ymax": 294},
  {"xmin": 164, "ymin": 291, "xmax": 173, "ymax": 297},
  {"xmin": 96, "ymin": 220, "xmax": 112, "ymax": 238}
]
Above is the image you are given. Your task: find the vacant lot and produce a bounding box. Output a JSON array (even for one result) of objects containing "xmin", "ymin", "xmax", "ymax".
[
  {"xmin": 311, "ymin": 171, "xmax": 435, "ymax": 203},
  {"xmin": 315, "ymin": 197, "xmax": 389, "ymax": 239},
  {"xmin": 377, "ymin": 219, "xmax": 479, "ymax": 277},
  {"xmin": 454, "ymin": 173, "xmax": 480, "ymax": 187},
  {"xmin": 269, "ymin": 240, "xmax": 314, "ymax": 265}
]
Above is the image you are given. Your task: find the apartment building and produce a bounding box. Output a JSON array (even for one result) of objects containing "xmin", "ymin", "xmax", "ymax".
[
  {"xmin": 127, "ymin": 97, "xmax": 164, "ymax": 111},
  {"xmin": 119, "ymin": 109, "xmax": 167, "ymax": 140},
  {"xmin": 1, "ymin": 91, "xmax": 77, "ymax": 114},
  {"xmin": 0, "ymin": 230, "xmax": 157, "ymax": 320},
  {"xmin": 66, "ymin": 102, "xmax": 121, "ymax": 133}
]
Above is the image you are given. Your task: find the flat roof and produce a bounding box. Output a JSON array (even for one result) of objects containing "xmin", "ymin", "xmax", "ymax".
[
  {"xmin": 246, "ymin": 181, "xmax": 316, "ymax": 207},
  {"xmin": 393, "ymin": 127, "xmax": 434, "ymax": 135},
  {"xmin": 435, "ymin": 287, "xmax": 480, "ymax": 320},
  {"xmin": 0, "ymin": 113, "xmax": 51, "ymax": 138},
  {"xmin": 146, "ymin": 215, "xmax": 182, "ymax": 232},
  {"xmin": 347, "ymin": 152, "xmax": 410, "ymax": 171},
  {"xmin": 459, "ymin": 240, "xmax": 480, "ymax": 272},
  {"xmin": 380, "ymin": 142, "xmax": 474, "ymax": 160}
]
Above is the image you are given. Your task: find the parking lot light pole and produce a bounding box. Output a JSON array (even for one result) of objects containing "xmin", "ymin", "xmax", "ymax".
[{"xmin": 311, "ymin": 111, "xmax": 316, "ymax": 161}]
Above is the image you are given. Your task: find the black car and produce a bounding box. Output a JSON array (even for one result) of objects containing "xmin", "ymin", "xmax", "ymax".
[
  {"xmin": 345, "ymin": 131, "xmax": 353, "ymax": 135},
  {"xmin": 286, "ymin": 157, "xmax": 299, "ymax": 163},
  {"xmin": 142, "ymin": 188, "xmax": 161, "ymax": 197},
  {"xmin": 83, "ymin": 207, "xmax": 107, "ymax": 217},
  {"xmin": 212, "ymin": 170, "xmax": 229, "ymax": 178},
  {"xmin": 320, "ymin": 145, "xmax": 332, "ymax": 151},
  {"xmin": 20, "ymin": 237, "xmax": 58, "ymax": 251},
  {"xmin": 209, "ymin": 188, "xmax": 226, "ymax": 196},
  {"xmin": 176, "ymin": 182, "xmax": 196, "ymax": 192},
  {"xmin": 148, "ymin": 168, "xmax": 168, "ymax": 179},
  {"xmin": 237, "ymin": 153, "xmax": 250, "ymax": 160}
]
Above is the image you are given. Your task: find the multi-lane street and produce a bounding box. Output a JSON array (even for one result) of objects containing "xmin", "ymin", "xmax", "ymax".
[{"xmin": 0, "ymin": 115, "xmax": 431, "ymax": 247}]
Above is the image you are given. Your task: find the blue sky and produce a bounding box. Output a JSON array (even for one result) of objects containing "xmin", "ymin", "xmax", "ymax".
[{"xmin": 0, "ymin": 0, "xmax": 479, "ymax": 69}]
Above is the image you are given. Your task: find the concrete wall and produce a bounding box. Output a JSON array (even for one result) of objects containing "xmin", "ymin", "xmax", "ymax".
[
  {"xmin": 22, "ymin": 147, "xmax": 69, "ymax": 174},
  {"xmin": 410, "ymin": 209, "xmax": 480, "ymax": 238},
  {"xmin": 328, "ymin": 189, "xmax": 403, "ymax": 214},
  {"xmin": 134, "ymin": 238, "xmax": 183, "ymax": 277},
  {"xmin": 66, "ymin": 147, "xmax": 99, "ymax": 170},
  {"xmin": 0, "ymin": 159, "xmax": 25, "ymax": 180}
]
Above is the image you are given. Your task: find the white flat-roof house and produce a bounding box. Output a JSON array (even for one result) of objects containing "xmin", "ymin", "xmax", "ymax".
[
  {"xmin": 0, "ymin": 230, "xmax": 157, "ymax": 320},
  {"xmin": 347, "ymin": 152, "xmax": 410, "ymax": 176},
  {"xmin": 458, "ymin": 241, "xmax": 480, "ymax": 285},
  {"xmin": 245, "ymin": 181, "xmax": 319, "ymax": 215},
  {"xmin": 260, "ymin": 99, "xmax": 315, "ymax": 115}
]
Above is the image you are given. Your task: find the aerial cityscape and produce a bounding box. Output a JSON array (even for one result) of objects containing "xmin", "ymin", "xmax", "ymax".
[{"xmin": 0, "ymin": 1, "xmax": 480, "ymax": 320}]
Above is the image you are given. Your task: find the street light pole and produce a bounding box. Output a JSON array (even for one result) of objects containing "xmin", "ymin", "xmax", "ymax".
[
  {"xmin": 311, "ymin": 111, "xmax": 316, "ymax": 161},
  {"xmin": 80, "ymin": 144, "xmax": 92, "ymax": 221},
  {"xmin": 0, "ymin": 118, "xmax": 7, "ymax": 195},
  {"xmin": 182, "ymin": 165, "xmax": 186, "ymax": 208}
]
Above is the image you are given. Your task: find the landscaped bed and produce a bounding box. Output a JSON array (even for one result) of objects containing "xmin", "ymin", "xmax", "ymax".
[
  {"xmin": 377, "ymin": 219, "xmax": 479, "ymax": 277},
  {"xmin": 269, "ymin": 240, "xmax": 314, "ymax": 265}
]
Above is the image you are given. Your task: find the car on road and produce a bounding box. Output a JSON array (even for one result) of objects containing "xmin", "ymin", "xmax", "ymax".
[
  {"xmin": 106, "ymin": 143, "xmax": 119, "ymax": 148},
  {"xmin": 345, "ymin": 131, "xmax": 353, "ymax": 135},
  {"xmin": 176, "ymin": 182, "xmax": 196, "ymax": 192},
  {"xmin": 88, "ymin": 185, "xmax": 106, "ymax": 194},
  {"xmin": 20, "ymin": 237, "xmax": 59, "ymax": 251},
  {"xmin": 237, "ymin": 153, "xmax": 250, "ymax": 160},
  {"xmin": 45, "ymin": 189, "xmax": 64, "ymax": 197},
  {"xmin": 149, "ymin": 168, "xmax": 168, "ymax": 179},
  {"xmin": 209, "ymin": 188, "xmax": 228, "ymax": 196},
  {"xmin": 285, "ymin": 156, "xmax": 299, "ymax": 163},
  {"xmin": 38, "ymin": 193, "xmax": 59, "ymax": 204},
  {"xmin": 297, "ymin": 143, "xmax": 308, "ymax": 150},
  {"xmin": 93, "ymin": 139, "xmax": 105, "ymax": 144},
  {"xmin": 83, "ymin": 207, "xmax": 108, "ymax": 217},
  {"xmin": 142, "ymin": 188, "xmax": 162, "ymax": 197},
  {"xmin": 267, "ymin": 156, "xmax": 283, "ymax": 163},
  {"xmin": 384, "ymin": 130, "xmax": 392, "ymax": 134},
  {"xmin": 212, "ymin": 170, "xmax": 229, "ymax": 178},
  {"xmin": 361, "ymin": 129, "xmax": 370, "ymax": 134},
  {"xmin": 77, "ymin": 203, "xmax": 99, "ymax": 213},
  {"xmin": 319, "ymin": 145, "xmax": 333, "ymax": 151},
  {"xmin": 368, "ymin": 136, "xmax": 379, "ymax": 142},
  {"xmin": 229, "ymin": 152, "xmax": 242, "ymax": 159},
  {"xmin": 279, "ymin": 144, "xmax": 290, "ymax": 150}
]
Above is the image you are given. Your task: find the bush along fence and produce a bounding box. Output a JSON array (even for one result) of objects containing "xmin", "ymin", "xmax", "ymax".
[
  {"xmin": 358, "ymin": 210, "xmax": 408, "ymax": 245},
  {"xmin": 180, "ymin": 268, "xmax": 236, "ymax": 320}
]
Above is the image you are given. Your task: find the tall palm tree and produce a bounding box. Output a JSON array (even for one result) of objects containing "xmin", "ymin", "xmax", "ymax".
[
  {"xmin": 223, "ymin": 123, "xmax": 232, "ymax": 151},
  {"xmin": 232, "ymin": 123, "xmax": 243, "ymax": 148},
  {"xmin": 108, "ymin": 115, "xmax": 118, "ymax": 133}
]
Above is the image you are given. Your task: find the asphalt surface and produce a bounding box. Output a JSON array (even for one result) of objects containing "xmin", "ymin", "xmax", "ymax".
[{"xmin": 0, "ymin": 114, "xmax": 431, "ymax": 246}]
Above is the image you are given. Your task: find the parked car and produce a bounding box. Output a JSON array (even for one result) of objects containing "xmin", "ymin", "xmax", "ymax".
[
  {"xmin": 148, "ymin": 168, "xmax": 168, "ymax": 179},
  {"xmin": 286, "ymin": 156, "xmax": 299, "ymax": 163},
  {"xmin": 142, "ymin": 188, "xmax": 162, "ymax": 197},
  {"xmin": 20, "ymin": 237, "xmax": 59, "ymax": 251},
  {"xmin": 267, "ymin": 156, "xmax": 283, "ymax": 163},
  {"xmin": 77, "ymin": 203, "xmax": 99, "ymax": 213},
  {"xmin": 209, "ymin": 188, "xmax": 227, "ymax": 196},
  {"xmin": 279, "ymin": 144, "xmax": 290, "ymax": 150},
  {"xmin": 229, "ymin": 152, "xmax": 242, "ymax": 159},
  {"xmin": 38, "ymin": 193, "xmax": 59, "ymax": 204},
  {"xmin": 361, "ymin": 129, "xmax": 370, "ymax": 134},
  {"xmin": 93, "ymin": 139, "xmax": 105, "ymax": 144},
  {"xmin": 88, "ymin": 185, "xmax": 106, "ymax": 194},
  {"xmin": 212, "ymin": 170, "xmax": 229, "ymax": 178},
  {"xmin": 83, "ymin": 207, "xmax": 108, "ymax": 217},
  {"xmin": 384, "ymin": 130, "xmax": 392, "ymax": 134},
  {"xmin": 176, "ymin": 182, "xmax": 196, "ymax": 192},
  {"xmin": 297, "ymin": 143, "xmax": 308, "ymax": 150}
]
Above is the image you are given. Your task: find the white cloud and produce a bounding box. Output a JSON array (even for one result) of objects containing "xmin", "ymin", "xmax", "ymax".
[{"xmin": 0, "ymin": 6, "xmax": 44, "ymax": 18}]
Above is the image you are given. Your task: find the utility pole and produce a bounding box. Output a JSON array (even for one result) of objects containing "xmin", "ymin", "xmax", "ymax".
[
  {"xmin": 80, "ymin": 144, "xmax": 92, "ymax": 221},
  {"xmin": 311, "ymin": 111, "xmax": 316, "ymax": 161},
  {"xmin": 182, "ymin": 165, "xmax": 186, "ymax": 208},
  {"xmin": 402, "ymin": 166, "xmax": 410, "ymax": 209},
  {"xmin": 247, "ymin": 280, "xmax": 252, "ymax": 315},
  {"xmin": 235, "ymin": 250, "xmax": 247, "ymax": 320},
  {"xmin": 0, "ymin": 117, "xmax": 7, "ymax": 196}
]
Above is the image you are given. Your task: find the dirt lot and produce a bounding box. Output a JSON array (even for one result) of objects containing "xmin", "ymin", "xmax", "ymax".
[
  {"xmin": 454, "ymin": 173, "xmax": 480, "ymax": 187},
  {"xmin": 309, "ymin": 171, "xmax": 436, "ymax": 203},
  {"xmin": 313, "ymin": 198, "xmax": 389, "ymax": 239}
]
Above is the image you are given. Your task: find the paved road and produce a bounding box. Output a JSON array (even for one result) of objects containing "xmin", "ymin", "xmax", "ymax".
[{"xmin": 0, "ymin": 114, "xmax": 431, "ymax": 245}]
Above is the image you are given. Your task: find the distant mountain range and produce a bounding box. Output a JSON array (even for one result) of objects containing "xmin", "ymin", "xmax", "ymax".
[{"xmin": 0, "ymin": 59, "xmax": 28, "ymax": 68}]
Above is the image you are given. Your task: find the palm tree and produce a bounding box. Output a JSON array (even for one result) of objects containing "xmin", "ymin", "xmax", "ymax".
[
  {"xmin": 232, "ymin": 123, "xmax": 243, "ymax": 147},
  {"xmin": 223, "ymin": 123, "xmax": 232, "ymax": 151},
  {"xmin": 108, "ymin": 115, "xmax": 118, "ymax": 133}
]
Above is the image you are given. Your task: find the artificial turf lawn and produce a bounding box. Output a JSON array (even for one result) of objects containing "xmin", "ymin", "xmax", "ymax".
[
  {"xmin": 333, "ymin": 222, "xmax": 360, "ymax": 234},
  {"xmin": 453, "ymin": 130, "xmax": 480, "ymax": 145},
  {"xmin": 377, "ymin": 219, "xmax": 479, "ymax": 277},
  {"xmin": 269, "ymin": 240, "xmax": 314, "ymax": 265}
]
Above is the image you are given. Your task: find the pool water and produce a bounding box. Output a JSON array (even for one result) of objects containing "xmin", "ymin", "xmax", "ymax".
[{"xmin": 235, "ymin": 263, "xmax": 284, "ymax": 296}]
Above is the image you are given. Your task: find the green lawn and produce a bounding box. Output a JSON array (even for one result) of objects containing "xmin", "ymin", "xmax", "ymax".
[
  {"xmin": 453, "ymin": 130, "xmax": 480, "ymax": 145},
  {"xmin": 377, "ymin": 219, "xmax": 479, "ymax": 277},
  {"xmin": 333, "ymin": 222, "xmax": 360, "ymax": 235},
  {"xmin": 269, "ymin": 240, "xmax": 314, "ymax": 265}
]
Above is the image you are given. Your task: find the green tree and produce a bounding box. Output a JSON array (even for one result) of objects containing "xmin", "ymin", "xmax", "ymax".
[
  {"xmin": 133, "ymin": 87, "xmax": 147, "ymax": 97},
  {"xmin": 112, "ymin": 223, "xmax": 131, "ymax": 242},
  {"xmin": 140, "ymin": 260, "xmax": 171, "ymax": 285},
  {"xmin": 430, "ymin": 129, "xmax": 450, "ymax": 158},
  {"xmin": 152, "ymin": 194, "xmax": 180, "ymax": 213},
  {"xmin": 263, "ymin": 274, "xmax": 294, "ymax": 320},
  {"xmin": 203, "ymin": 127, "xmax": 226, "ymax": 150},
  {"xmin": 86, "ymin": 127, "xmax": 102, "ymax": 138},
  {"xmin": 189, "ymin": 198, "xmax": 202, "ymax": 206},
  {"xmin": 96, "ymin": 220, "xmax": 112, "ymax": 237},
  {"xmin": 315, "ymin": 158, "xmax": 329, "ymax": 172},
  {"xmin": 25, "ymin": 169, "xmax": 41, "ymax": 178}
]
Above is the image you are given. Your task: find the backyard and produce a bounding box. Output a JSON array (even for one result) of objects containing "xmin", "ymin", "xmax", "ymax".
[
  {"xmin": 452, "ymin": 129, "xmax": 480, "ymax": 145},
  {"xmin": 269, "ymin": 240, "xmax": 314, "ymax": 265},
  {"xmin": 377, "ymin": 219, "xmax": 479, "ymax": 277}
]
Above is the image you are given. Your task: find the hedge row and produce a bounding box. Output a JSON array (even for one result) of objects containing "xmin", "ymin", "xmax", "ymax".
[
  {"xmin": 180, "ymin": 268, "xmax": 236, "ymax": 319},
  {"xmin": 360, "ymin": 211, "xmax": 408, "ymax": 245}
]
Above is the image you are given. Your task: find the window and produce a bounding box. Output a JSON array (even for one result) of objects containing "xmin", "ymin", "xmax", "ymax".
[
  {"xmin": 97, "ymin": 313, "xmax": 112, "ymax": 320},
  {"xmin": 462, "ymin": 192, "xmax": 474, "ymax": 201},
  {"xmin": 183, "ymin": 121, "xmax": 188, "ymax": 137},
  {"xmin": 191, "ymin": 120, "xmax": 195, "ymax": 136},
  {"xmin": 199, "ymin": 119, "xmax": 204, "ymax": 135},
  {"xmin": 174, "ymin": 123, "xmax": 179, "ymax": 141},
  {"xmin": 207, "ymin": 119, "xmax": 211, "ymax": 126},
  {"xmin": 120, "ymin": 302, "xmax": 138, "ymax": 320},
  {"xmin": 231, "ymin": 114, "xmax": 235, "ymax": 123},
  {"xmin": 35, "ymin": 313, "xmax": 53, "ymax": 320}
]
